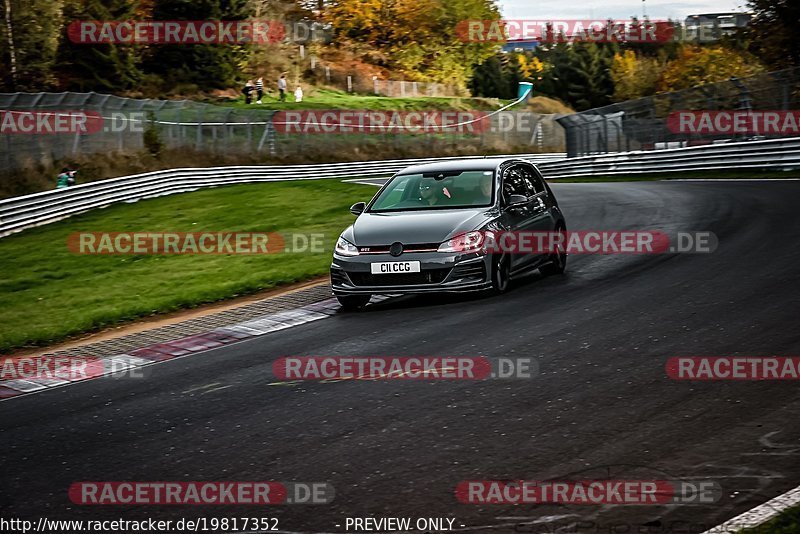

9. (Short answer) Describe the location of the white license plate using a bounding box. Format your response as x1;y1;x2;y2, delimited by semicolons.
370;261;421;274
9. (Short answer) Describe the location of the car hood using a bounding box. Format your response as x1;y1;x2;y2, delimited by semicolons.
349;209;494;246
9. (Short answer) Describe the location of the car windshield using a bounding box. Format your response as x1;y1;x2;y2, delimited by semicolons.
368;170;495;212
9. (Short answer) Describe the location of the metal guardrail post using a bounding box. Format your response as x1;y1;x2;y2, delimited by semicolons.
196;108;205;151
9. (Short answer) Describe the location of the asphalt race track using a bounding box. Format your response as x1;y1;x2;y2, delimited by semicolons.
2;181;800;533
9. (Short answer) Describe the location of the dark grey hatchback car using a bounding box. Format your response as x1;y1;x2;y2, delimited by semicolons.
331;158;567;310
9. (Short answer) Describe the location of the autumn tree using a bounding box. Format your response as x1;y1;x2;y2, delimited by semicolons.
658;45;766;92
610;50;663;102
325;0;500;87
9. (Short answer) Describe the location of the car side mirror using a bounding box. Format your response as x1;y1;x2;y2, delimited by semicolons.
507;194;528;207
350;202;366;215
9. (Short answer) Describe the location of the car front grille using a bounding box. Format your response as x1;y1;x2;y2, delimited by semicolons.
348;268;451;287
357;243;440;254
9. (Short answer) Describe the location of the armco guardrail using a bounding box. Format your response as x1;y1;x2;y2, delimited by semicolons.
539;137;800;178
0;153;564;237
2;137;798;238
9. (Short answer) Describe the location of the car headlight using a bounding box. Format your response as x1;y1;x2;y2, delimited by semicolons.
438;231;486;253
335;236;359;256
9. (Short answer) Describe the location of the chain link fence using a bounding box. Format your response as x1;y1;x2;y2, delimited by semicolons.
301;53;463;97
371;79;464;98
556;67;800;157
0;92;280;169
0;92;564;170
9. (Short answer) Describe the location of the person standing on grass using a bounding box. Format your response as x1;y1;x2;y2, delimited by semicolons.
278;74;287;102
56;167;75;189
243;80;254;104
255;77;264;104
294;85;303;102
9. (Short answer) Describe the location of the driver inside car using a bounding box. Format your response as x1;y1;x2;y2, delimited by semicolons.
419;178;454;206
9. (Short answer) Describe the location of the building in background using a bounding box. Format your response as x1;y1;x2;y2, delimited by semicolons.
502;39;539;53
684;13;752;41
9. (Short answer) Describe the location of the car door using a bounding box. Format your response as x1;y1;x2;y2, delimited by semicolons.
525;164;558;265
499;163;540;271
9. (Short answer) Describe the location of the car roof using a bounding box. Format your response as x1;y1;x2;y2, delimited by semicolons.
396;157;529;175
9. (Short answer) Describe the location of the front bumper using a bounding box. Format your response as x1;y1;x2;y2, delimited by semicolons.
331;251;492;295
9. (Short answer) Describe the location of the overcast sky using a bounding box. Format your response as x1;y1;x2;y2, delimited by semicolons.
496;0;751;21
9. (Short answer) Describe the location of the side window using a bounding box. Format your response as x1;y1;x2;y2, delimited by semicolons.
501;165;532;203
526;164;547;195
518;165;537;196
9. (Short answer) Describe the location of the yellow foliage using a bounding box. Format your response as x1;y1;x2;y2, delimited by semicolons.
517;54;544;78
658;46;766;92
610;50;663;102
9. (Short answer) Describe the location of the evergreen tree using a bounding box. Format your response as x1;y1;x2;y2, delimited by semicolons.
543;42;615;111
141;0;251;91
55;0;142;92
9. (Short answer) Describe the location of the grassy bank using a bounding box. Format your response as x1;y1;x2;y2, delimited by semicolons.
0;179;374;352
222;88;513;111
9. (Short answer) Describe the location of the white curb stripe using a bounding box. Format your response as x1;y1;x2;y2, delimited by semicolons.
0;298;344;399
702;484;800;533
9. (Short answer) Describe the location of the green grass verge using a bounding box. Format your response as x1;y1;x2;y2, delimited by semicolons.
222;88;512;111
741;504;800;533
0;179;375;353
551;169;800;182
